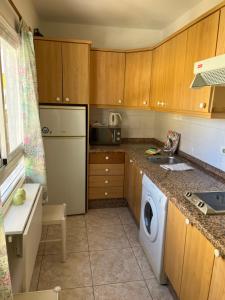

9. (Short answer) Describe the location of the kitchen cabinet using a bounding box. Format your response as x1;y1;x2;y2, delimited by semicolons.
180;223;215;300
34;40;62;103
90;50;125;106
124;154;143;224
124;51;152;107
181;12;219;113
208;256;225;300
34;38;91;104
88;152;125;201
164;201;187;296
216;7;225;55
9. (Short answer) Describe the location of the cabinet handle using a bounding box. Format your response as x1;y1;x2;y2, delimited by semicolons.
130;159;133;163
185;218;190;225
105;156;109;160
104;180;109;184
143;101;147;105
214;249;220;258
199;102;207;109
118;99;122;104
105;168;109;172
56;97;61;102
65;97;70;102
104;192;108;196
157;101;161;106
140;170;143;175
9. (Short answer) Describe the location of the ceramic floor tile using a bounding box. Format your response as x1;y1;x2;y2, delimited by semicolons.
45;225;88;254
61;287;94;300
38;226;48;255
117;207;135;225
87;224;130;251
146;278;174;300
85;208;121;226
38;252;92;290
29;255;43;291
67;215;86;229
123;224;140;247
94;281;152;300
132;247;155;280
90;248;143;285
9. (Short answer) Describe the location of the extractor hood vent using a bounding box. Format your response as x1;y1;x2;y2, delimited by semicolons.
191;54;225;89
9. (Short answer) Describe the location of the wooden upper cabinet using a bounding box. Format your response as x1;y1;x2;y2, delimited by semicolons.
181;12;220;113
180;225;215;300
62;43;90;104
124;51;152;107
216;7;225;55
208;256;225;300
164;201;187;297
34;40;63;103
90;50;125;106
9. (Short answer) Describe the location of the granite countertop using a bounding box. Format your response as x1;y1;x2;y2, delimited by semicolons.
90;143;225;258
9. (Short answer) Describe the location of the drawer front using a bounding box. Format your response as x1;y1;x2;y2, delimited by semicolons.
89;164;124;176
89;187;124;199
89;175;124;187
89;152;125;164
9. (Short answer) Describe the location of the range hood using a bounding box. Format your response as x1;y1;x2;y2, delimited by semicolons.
191;54;225;88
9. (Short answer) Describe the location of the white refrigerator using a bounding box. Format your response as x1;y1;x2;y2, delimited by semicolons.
39;105;87;215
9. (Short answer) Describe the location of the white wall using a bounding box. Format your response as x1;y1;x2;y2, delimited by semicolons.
162;0;223;38
40;21;162;49
90;107;156;138
154;112;225;171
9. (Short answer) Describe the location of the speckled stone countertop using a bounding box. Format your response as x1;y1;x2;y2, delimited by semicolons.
90;143;225;258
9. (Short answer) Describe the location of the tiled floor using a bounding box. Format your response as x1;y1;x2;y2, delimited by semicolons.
31;207;174;300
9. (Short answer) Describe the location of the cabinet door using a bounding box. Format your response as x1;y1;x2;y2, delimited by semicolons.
34;40;62;103
124;51;152;107
124;154;135;211
216;7;225;55
150;44;166;109
90;50;125;106
164;201;187;296
133;165;143;224
181;12;219;113
180;225;215;300
208;256;225;300
62;43;90;104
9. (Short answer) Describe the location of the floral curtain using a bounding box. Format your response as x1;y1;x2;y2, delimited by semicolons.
19;22;47;189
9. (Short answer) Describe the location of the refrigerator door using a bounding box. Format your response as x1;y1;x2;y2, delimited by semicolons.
43;136;86;215
39;106;86;137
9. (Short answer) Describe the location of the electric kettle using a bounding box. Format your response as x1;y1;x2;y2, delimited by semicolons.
108;112;122;127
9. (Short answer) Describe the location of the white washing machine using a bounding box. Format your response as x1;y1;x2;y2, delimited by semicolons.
139;174;168;284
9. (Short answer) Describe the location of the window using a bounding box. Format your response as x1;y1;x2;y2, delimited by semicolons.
0;26;24;206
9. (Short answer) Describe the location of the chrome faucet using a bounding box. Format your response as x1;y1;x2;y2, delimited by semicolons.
163;138;175;158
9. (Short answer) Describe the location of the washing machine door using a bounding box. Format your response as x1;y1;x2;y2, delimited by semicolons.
143;195;159;242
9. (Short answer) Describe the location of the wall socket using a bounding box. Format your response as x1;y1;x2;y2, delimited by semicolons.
221;147;225;155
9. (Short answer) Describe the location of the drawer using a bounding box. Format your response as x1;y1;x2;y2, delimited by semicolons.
89;175;124;187
89;187;124;200
89;164;124;176
89;152;125;164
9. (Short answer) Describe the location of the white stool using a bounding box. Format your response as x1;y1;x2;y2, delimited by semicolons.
41;204;66;262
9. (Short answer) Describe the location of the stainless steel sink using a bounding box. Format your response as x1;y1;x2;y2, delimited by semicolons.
147;156;181;165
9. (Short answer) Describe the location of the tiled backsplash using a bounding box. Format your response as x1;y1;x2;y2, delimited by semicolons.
154;112;225;172
90;108;225;171
90;107;155;138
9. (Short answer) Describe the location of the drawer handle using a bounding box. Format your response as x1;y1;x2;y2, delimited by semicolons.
56;97;61;102
214;249;220;257
140;170;143;175
130;159;133;163
65;97;70;102
105;168;109;172
104;180;109;184
105;156;109;160
185;218;190;225
104;192;108;196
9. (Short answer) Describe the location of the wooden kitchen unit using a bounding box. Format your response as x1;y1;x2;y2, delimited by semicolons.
88;152;125;202
34;37;91;104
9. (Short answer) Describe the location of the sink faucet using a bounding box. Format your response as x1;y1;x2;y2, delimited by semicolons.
163;138;175;158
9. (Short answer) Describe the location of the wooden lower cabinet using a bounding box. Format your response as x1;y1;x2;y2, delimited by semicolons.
124;154;143;224
208;256;225;300
164;201;187;296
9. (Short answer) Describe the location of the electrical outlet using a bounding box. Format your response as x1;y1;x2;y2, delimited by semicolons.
220;147;225;155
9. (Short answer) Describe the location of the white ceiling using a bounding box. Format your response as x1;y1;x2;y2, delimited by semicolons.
32;0;202;29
